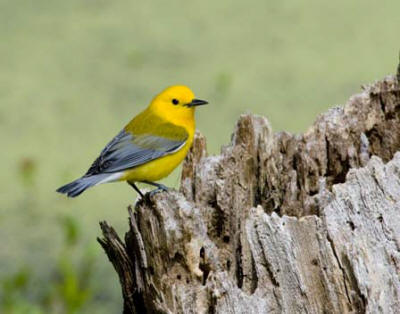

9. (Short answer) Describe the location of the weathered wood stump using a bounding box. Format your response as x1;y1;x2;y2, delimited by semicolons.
99;74;400;313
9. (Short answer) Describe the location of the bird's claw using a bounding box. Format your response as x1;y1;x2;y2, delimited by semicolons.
148;185;169;197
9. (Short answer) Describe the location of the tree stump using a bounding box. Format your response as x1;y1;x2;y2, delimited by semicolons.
98;74;400;313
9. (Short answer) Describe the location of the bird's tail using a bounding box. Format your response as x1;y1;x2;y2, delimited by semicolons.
56;173;116;198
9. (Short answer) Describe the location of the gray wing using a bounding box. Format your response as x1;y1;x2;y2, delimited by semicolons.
85;129;187;176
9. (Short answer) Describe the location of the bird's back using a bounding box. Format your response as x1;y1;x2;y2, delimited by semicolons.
126;106;195;139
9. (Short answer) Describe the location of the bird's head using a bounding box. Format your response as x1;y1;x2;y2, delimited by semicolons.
149;85;208;121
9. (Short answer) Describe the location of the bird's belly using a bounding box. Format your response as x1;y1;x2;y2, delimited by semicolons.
121;143;190;182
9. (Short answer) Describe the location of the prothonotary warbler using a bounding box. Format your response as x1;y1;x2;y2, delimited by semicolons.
57;85;208;198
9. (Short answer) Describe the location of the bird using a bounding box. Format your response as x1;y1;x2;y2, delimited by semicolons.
57;85;208;198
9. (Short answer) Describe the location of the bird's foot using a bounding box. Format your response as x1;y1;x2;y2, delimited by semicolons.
148;184;169;197
142;181;169;197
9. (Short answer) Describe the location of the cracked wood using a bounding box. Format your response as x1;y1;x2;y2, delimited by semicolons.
99;74;400;313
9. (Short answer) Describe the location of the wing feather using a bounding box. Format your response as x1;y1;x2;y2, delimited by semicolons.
85;125;187;176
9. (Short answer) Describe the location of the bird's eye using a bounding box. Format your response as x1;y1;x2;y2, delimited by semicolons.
172;99;179;105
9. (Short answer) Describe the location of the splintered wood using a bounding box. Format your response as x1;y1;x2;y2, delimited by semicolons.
99;76;400;314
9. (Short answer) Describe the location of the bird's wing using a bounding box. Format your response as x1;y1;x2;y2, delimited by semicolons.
85;125;188;175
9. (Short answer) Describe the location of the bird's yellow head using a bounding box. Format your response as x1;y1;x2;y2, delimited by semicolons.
149;85;208;121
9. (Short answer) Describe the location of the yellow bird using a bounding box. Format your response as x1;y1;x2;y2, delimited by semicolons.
57;85;208;198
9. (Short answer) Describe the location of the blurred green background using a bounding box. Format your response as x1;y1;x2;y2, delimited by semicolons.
1;0;398;312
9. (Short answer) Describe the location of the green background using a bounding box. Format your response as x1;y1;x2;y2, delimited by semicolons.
1;0;399;312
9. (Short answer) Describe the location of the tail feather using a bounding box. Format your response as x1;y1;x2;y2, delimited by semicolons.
56;174;112;197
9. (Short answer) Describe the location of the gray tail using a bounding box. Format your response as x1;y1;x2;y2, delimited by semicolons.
56;174;109;198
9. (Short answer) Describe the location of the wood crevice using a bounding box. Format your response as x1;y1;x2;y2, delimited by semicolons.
99;73;400;313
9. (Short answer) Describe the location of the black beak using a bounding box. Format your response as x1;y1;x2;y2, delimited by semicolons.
187;98;208;107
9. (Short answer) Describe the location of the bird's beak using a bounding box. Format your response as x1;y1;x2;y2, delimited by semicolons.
187;98;208;107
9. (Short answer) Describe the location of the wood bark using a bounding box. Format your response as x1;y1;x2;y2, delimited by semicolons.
98;74;400;314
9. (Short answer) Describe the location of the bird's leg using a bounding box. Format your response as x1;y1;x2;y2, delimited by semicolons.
142;181;169;196
127;181;144;198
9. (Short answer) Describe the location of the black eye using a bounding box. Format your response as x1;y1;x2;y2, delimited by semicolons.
172;99;179;105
